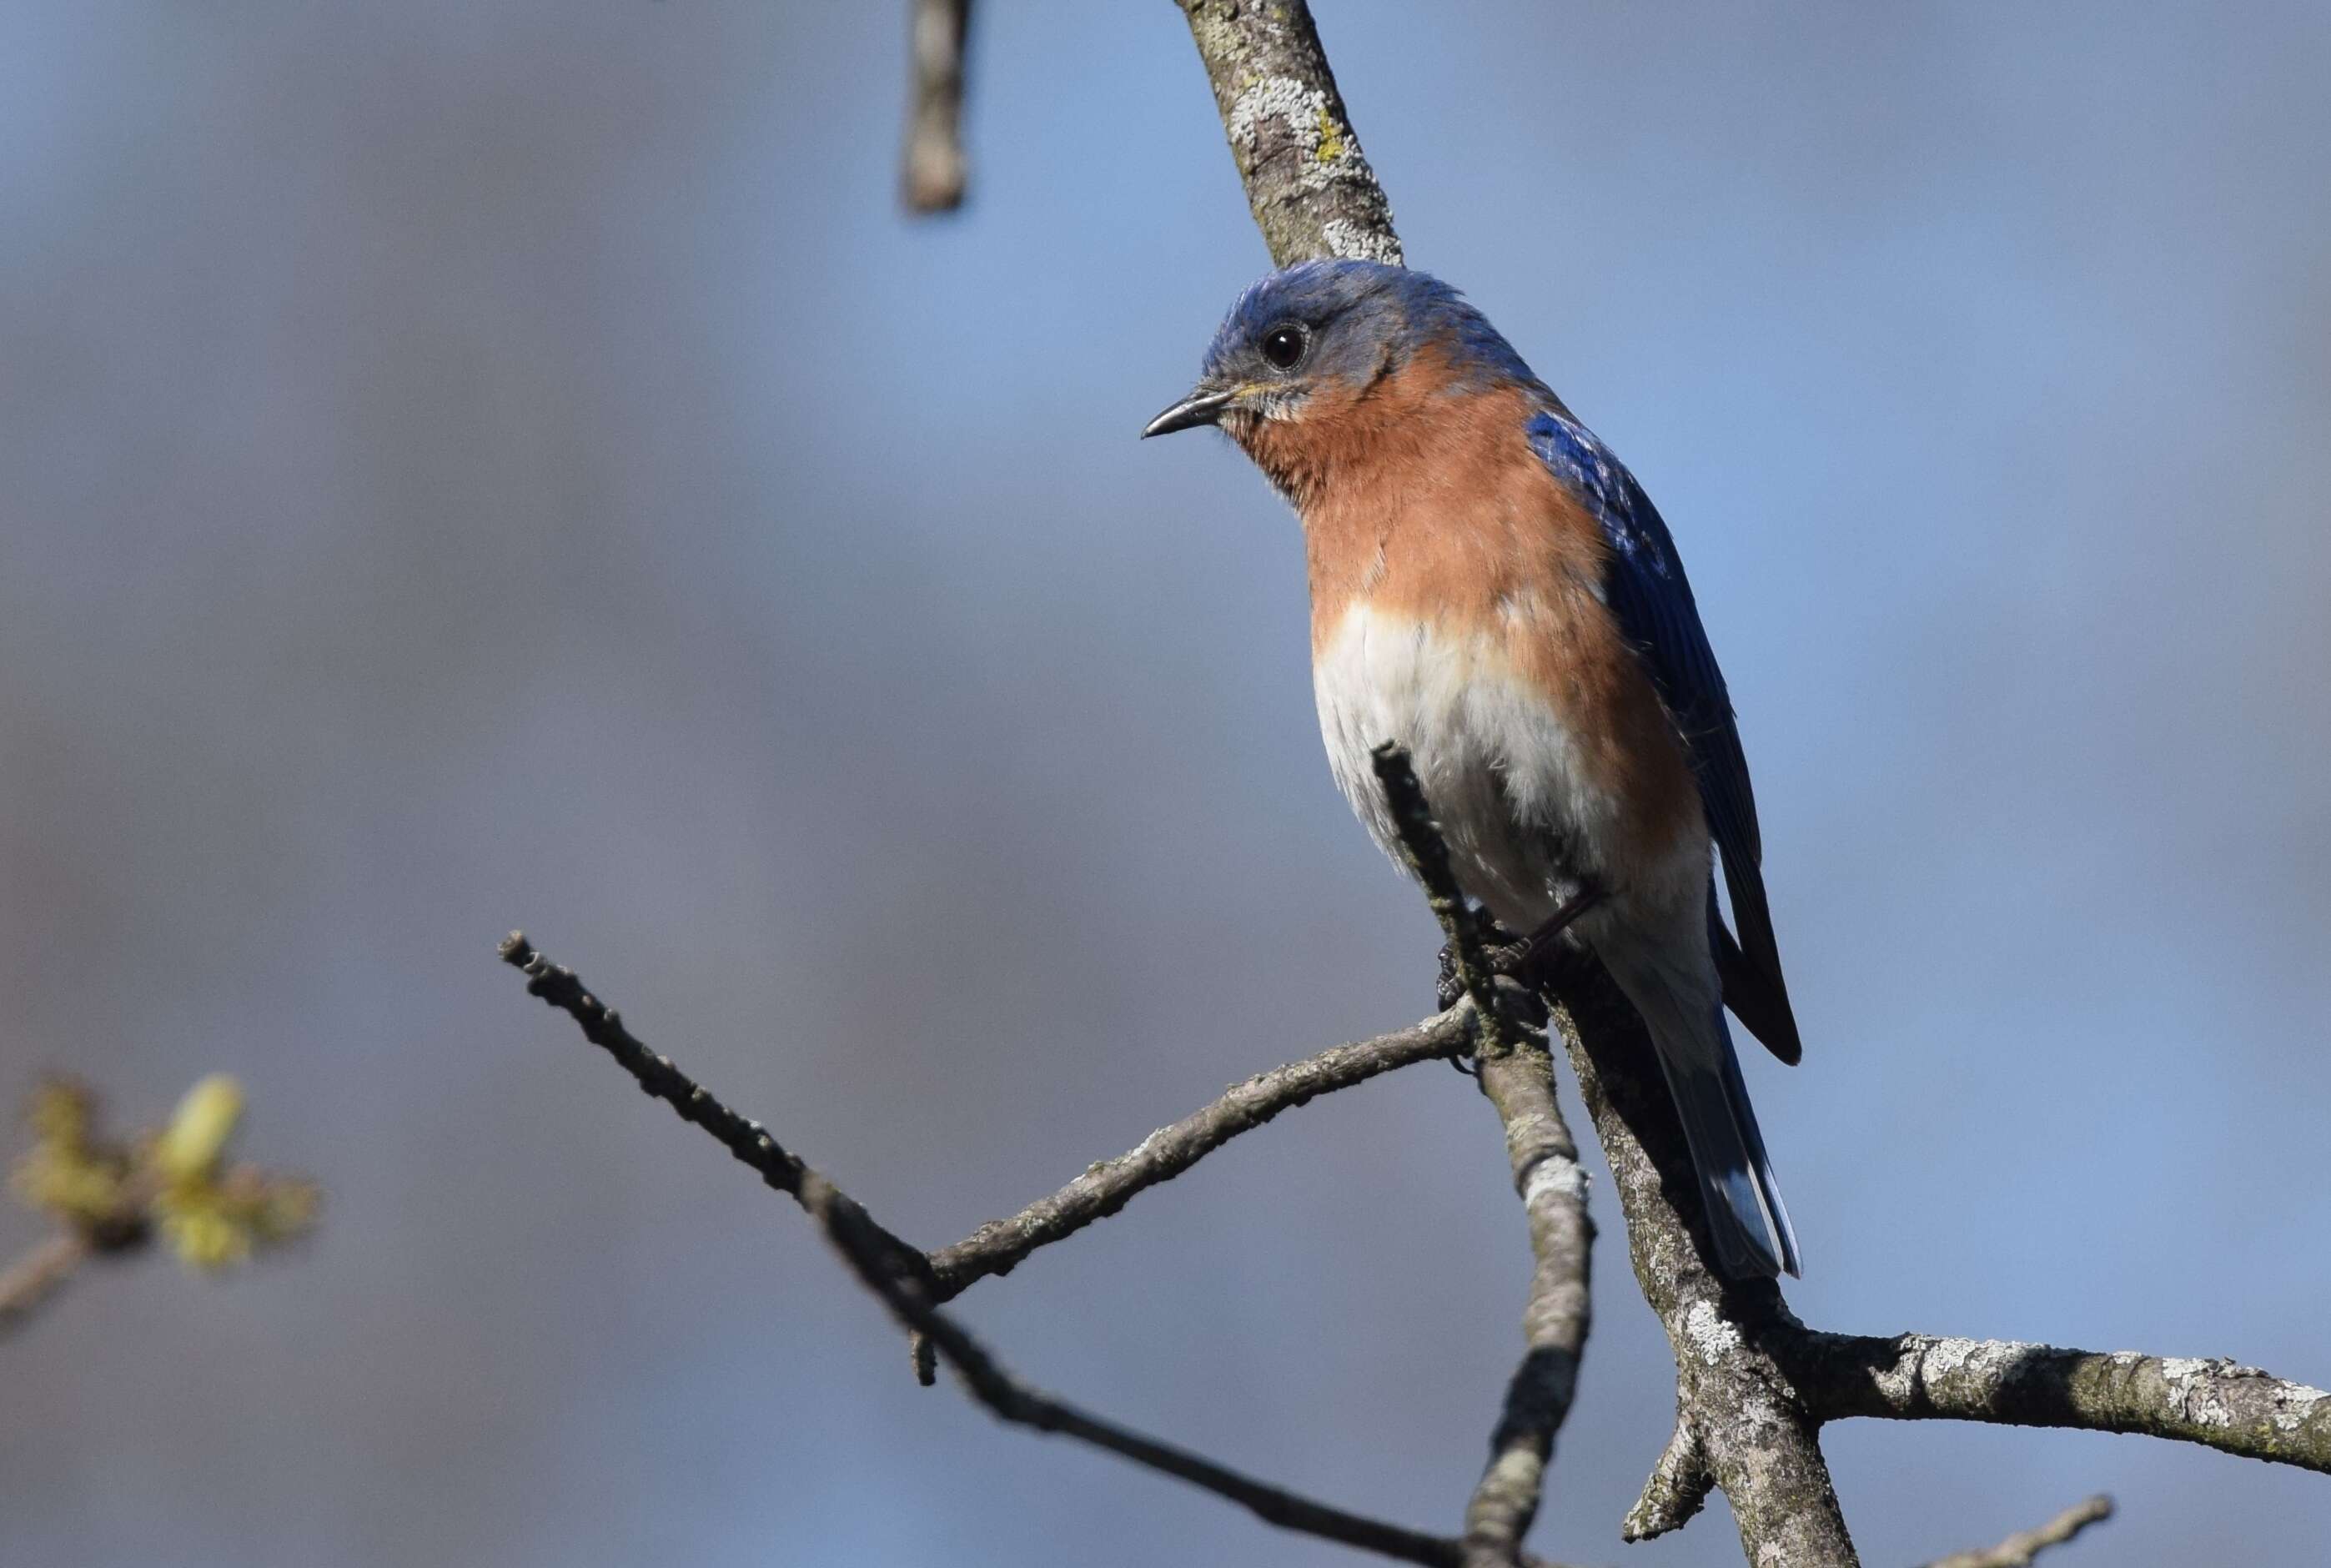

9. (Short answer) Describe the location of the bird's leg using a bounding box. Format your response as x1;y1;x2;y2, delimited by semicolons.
1433;883;1608;1015
1511;882;1606;974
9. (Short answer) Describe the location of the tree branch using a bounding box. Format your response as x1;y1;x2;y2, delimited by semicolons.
1920;1495;2112;1568
500;934;1574;1568
1173;0;1401;268
1370;745;1595;1567
0;1230;88;1338
900;0;972;214
500;932;939;1292
1786;1330;2331;1474
1544;958;1860;1564
1464;1042;1593;1568
927;1003;1473;1296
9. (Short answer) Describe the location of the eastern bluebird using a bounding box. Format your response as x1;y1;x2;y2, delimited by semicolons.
1145;259;1803;1279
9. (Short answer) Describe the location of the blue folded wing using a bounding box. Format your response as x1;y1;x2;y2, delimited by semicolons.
1526;409;1801;1063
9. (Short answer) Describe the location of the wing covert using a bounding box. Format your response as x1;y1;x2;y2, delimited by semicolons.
1526;409;1801;1063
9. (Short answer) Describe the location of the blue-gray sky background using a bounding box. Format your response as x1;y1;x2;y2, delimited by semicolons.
2;3;2326;1563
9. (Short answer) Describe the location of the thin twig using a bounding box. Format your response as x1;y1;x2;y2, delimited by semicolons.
900;0;972;213
503;935;1572;1568
816;1173;1577;1568
1921;1495;2113;1568
1463;1043;1594;1566
1369;743;1508;1057
499;933;937;1295
927;1003;1473;1296
0;1230;88;1338
1373;745;1594;1567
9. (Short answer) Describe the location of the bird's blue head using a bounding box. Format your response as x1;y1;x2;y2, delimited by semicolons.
1143;260;1535;442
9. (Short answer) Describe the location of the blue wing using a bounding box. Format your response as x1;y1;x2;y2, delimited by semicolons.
1526;409;1801;1063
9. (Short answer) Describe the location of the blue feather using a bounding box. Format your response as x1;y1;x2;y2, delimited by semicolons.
1525;409;1802;1063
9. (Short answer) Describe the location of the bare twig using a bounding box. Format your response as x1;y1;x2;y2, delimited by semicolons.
1369;743;1507;1056
928;1004;1474;1296
499;933;937;1296
1464;1043;1593;1567
502;934;1574;1568
1373;744;1594;1567
0;1230;88;1337
1921;1495;2112;1568
900;0;972;213
819;1173;1576;1568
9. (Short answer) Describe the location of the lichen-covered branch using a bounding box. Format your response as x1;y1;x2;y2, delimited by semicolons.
1541;956;1859;1565
1463;1041;1594;1567
1173;0;1401;268
1785;1330;2331;1475
928;1004;1473;1296
1920;1495;2112;1568
900;0;972;213
1620;1418;1711;1540
0;1230;88;1337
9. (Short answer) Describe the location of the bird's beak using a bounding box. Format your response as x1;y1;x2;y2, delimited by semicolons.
1142;383;1239;439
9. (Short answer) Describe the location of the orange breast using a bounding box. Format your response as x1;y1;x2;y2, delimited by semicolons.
1258;370;1703;862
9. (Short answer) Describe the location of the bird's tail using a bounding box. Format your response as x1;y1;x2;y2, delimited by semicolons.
1615;957;1801;1280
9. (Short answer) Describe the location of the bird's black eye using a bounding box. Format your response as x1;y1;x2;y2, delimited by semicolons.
1260;322;1309;369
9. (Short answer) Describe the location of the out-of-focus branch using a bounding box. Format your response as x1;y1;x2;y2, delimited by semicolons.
1373;745;1593;1567
900;0;972;213
503;934;1574;1568
1173;0;1400;268
0;1230;88;1337
1920;1495;2112;1568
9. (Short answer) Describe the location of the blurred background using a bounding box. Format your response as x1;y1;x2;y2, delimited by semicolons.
2;2;2327;1563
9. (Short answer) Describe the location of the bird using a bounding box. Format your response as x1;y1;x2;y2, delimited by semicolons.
1143;259;1803;1279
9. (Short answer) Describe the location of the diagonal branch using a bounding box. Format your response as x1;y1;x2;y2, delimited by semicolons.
1545;955;1860;1564
499;934;938;1294
0;1230;89;1338
817;1170;1577;1568
502;933;1575;1568
928;1004;1473;1296
1173;0;1401;268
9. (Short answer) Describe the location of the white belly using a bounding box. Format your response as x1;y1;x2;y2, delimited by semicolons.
1312;601;1625;932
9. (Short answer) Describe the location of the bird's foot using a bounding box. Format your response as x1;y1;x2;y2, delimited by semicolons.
1434;918;1527;1013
